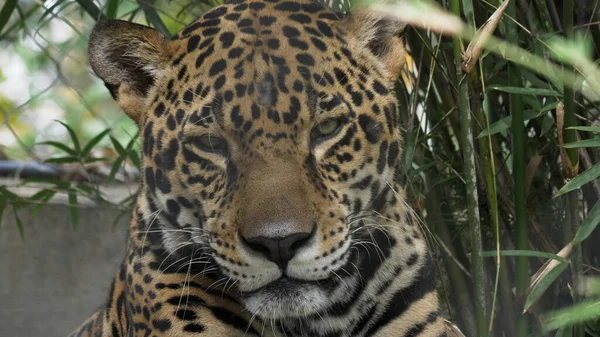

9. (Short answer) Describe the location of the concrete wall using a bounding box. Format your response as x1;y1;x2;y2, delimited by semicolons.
0;203;130;337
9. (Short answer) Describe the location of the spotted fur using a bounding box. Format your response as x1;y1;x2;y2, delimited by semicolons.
71;0;446;336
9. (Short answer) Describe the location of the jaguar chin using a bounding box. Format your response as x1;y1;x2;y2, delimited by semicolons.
241;277;331;320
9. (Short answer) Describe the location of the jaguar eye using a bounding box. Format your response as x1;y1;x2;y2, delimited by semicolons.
311;118;343;142
190;135;229;154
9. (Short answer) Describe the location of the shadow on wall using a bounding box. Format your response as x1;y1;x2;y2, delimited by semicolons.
0;203;129;337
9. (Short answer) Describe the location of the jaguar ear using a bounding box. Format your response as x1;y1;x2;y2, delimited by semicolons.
343;6;407;80
88;20;173;124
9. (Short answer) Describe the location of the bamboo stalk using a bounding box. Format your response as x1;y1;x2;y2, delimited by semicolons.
562;1;584;336
449;0;486;335
426;182;477;337
504;0;529;336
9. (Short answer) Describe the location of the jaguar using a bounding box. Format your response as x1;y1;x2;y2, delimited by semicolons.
70;0;446;336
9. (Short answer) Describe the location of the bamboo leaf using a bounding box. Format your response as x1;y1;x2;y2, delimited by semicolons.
68;189;79;230
555;325;573;337
106;157;124;183
482;250;569;263
460;0;509;73
540;101;560;113
476;110;538;138
524;261;569;313
562;139;600;148
23;178;69;190
74;0;106;20
0;198;6;224
105;0;120;18
0;0;17;35
37;141;78;156
543;301;600;333
56;120;81;154
12;205;24;240
541;115;555;137
81;129;111;159
556;163;600;196
489;85;561;96
44;156;80;164
110;136;126;156
567;126;600;133
571;201;600;245
29;189;57;216
138;2;170;36
128;151;141;170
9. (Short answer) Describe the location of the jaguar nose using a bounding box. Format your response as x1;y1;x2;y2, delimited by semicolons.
243;231;312;270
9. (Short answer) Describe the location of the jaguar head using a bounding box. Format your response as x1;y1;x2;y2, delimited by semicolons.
88;0;407;320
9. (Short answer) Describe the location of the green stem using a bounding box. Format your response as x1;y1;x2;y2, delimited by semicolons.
450;0;486;335
74;0;106;21
426;182;477;337
505;0;529;336
562;2;584;337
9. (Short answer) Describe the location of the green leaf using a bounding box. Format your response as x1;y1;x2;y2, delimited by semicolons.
555;325;573;337
524;261;569;313
540;101;559;113
105;0;120;18
22;178;69;190
129;151;141;170
476;110;538;138
28;189;56;217
0;186;20;200
556;163;600;196
0;0;18;36
81;129;111;159
541;115;555;137
567;126;600;133
110;136;126;156
83;157;109;164
572;201;600;245
12;205;24;240
0;198;6;225
543;300;600;333
37;141;78;156
74;0;106;20
56;120;81;154
68;190;79;230
44;156;80;164
125;134;141;169
562;139;600;148
106;157;124;183
139;3;170;36
482;250;569;263
489;85;562;96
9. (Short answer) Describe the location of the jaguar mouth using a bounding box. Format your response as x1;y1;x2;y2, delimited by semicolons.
242;275;337;296
240;276;334;319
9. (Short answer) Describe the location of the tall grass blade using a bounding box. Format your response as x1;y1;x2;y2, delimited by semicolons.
0;0;17;35
555;163;600;196
571;201;600;245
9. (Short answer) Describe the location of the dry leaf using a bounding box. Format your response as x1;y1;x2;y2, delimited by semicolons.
461;0;510;73
444;319;466;337
556;102;579;179
524;243;572;313
374;1;465;36
525;155;543;197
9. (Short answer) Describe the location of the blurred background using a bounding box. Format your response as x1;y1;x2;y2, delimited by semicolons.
0;0;598;336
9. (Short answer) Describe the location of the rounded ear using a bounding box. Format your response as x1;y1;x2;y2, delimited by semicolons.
342;7;407;80
88;20;172;123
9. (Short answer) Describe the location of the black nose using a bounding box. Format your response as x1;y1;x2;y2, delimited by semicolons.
243;232;312;270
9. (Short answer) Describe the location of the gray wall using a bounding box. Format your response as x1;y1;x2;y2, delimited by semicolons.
0;204;129;337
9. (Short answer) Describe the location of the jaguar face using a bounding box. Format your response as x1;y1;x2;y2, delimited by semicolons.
89;0;407;320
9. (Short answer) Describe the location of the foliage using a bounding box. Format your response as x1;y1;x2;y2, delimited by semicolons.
0;0;599;336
